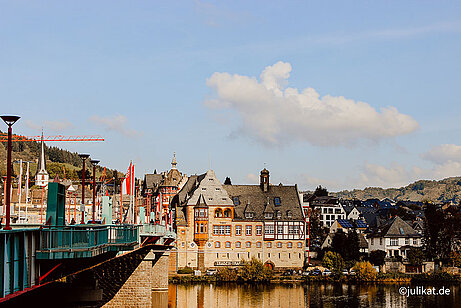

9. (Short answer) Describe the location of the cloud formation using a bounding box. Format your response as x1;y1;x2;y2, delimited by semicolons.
421;144;461;164
205;61;419;146
356;144;461;188
25;120;73;132
89;114;141;137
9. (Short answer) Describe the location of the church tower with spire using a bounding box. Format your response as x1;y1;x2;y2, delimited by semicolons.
35;131;49;187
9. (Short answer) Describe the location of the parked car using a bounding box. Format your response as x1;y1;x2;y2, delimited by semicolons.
206;269;217;276
302;271;310;276
282;270;293;276
310;269;322;276
322;269;332;276
341;269;349;276
349;269;356;276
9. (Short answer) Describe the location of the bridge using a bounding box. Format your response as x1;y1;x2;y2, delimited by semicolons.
0;183;176;307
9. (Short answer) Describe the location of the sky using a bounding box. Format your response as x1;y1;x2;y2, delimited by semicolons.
1;1;461;192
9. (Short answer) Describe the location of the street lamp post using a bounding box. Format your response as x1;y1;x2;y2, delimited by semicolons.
1;115;20;230
90;159;99;223
78;153;90;224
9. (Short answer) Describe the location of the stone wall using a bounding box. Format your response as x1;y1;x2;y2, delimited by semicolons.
103;251;170;308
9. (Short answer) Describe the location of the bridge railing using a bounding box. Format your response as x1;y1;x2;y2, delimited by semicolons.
40;225;139;251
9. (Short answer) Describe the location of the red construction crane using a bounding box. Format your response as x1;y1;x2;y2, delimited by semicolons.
0;134;104;142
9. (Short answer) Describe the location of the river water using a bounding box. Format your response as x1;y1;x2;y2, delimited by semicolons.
165;283;460;308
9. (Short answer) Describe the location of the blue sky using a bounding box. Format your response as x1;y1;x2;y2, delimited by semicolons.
1;1;461;191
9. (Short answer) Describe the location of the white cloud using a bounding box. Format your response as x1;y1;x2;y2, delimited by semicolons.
89;115;141;138
205;61;419;146
25;119;73;132
245;173;258;184
421;144;461;164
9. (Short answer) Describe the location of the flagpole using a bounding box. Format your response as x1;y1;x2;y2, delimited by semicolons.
18;159;23;222
25;162;29;222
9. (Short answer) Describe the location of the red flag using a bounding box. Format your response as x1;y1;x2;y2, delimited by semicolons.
123;162;132;195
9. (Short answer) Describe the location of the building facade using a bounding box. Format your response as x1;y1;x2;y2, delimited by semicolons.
174;169;305;271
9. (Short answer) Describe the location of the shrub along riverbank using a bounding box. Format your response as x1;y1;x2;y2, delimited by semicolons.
170;258;460;284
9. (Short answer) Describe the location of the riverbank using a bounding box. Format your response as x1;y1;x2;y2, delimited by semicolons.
169;272;461;284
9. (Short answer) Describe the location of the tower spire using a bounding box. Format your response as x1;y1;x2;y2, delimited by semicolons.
171;152;177;170
35;130;49;187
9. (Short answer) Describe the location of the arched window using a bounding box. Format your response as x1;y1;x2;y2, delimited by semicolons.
225;241;231;248
215;241;221;248
246;241;252;248
235;241;241;248
215;208;223;218
287;242;293;248
256;241;262;248
224;208;232;218
286;210;292;219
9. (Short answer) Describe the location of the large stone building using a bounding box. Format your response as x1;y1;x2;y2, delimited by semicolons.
173;168;305;271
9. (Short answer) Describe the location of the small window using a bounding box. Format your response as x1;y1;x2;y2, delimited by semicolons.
256;242;262;248
276;242;282;248
264;212;274;219
208;198;213;201
274;197;281;206
399;228;405;235
215;209;223;218
216;188;220;191
246;242;251;248
246;225;252;236
233;197;240;205
286;210;292;219
287;242;293;248
215;242;220;248
256;225;262;236
202;187;206;190
235;225;242;235
267;242;272;248
224;209;232;218
225;241;231;248
236;241;241;248
297;242;302;248
245;212;254;219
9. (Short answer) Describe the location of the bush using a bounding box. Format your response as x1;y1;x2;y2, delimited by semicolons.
353;261;377;281
216;267;238;282
322;251;344;274
177;266;194;274
239;257;273;282
369;250;386;266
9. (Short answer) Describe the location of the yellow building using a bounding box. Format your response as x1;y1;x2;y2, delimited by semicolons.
173;168;305;271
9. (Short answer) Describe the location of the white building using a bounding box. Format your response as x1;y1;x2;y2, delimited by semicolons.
368;216;422;259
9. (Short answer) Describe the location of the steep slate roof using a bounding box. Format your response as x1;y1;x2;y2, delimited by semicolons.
369;216;422;238
144;174;164;190
358;233;368;249
224;184;303;221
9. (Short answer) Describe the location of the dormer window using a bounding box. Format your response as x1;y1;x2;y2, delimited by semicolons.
264;212;274;219
286;210;292;219
245;212;254;219
202;187;206;190
275;211;282;219
274;197;281;206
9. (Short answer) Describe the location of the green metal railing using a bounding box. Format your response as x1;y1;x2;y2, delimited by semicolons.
40;225;139;252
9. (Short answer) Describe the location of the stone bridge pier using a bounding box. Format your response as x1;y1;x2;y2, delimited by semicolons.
104;250;170;308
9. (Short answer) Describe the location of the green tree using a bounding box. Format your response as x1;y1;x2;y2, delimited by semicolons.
314;185;328;197
322;251;344;273
353;261;377;281
216;267;238;282
331;230;348;258
449;251;461;267
369;250;386;266
346;230;360;261
239;257;273;282
407;247;425;266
